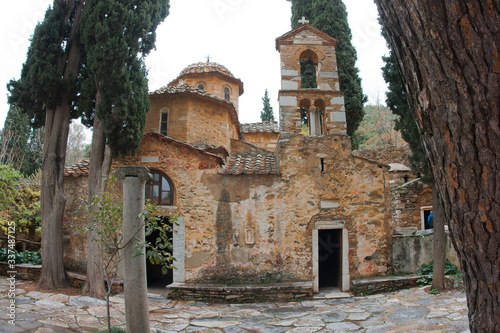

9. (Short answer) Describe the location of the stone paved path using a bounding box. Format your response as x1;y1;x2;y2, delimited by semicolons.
0;278;469;332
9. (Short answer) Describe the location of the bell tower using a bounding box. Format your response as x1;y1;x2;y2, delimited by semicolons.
275;21;347;138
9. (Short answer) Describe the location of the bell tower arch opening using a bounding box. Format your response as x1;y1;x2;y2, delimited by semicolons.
300;50;319;89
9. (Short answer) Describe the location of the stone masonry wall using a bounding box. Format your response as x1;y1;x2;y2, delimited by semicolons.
146;94;189;142
63;176;89;273
241;132;279;152
391;180;432;230
186;97;231;150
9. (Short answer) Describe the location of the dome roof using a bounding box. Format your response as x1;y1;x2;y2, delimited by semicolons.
179;61;235;78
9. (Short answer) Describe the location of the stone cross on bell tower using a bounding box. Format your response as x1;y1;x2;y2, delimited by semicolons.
298;16;309;25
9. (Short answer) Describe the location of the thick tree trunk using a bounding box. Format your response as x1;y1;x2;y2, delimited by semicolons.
374;1;500;331
38;104;70;290
83;106;107;298
432;181;446;291
38;0;90;290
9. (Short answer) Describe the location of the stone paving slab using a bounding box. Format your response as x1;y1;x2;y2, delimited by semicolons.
0;277;470;333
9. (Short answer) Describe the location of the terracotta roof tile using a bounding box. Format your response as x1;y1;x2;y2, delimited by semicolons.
64;159;90;177
151;84;231;105
241;121;279;134
179;62;235;78
219;153;280;175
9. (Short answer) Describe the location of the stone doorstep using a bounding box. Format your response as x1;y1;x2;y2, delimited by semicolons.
166;282;314;302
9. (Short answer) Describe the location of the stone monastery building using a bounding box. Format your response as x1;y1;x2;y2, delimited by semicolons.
64;23;435;295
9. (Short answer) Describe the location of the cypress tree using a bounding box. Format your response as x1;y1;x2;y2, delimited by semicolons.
7;0;169;291
290;0;367;148
260;89;275;122
381;27;445;291
1;106;43;176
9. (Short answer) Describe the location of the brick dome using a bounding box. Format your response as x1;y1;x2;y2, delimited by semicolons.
179;61;235;78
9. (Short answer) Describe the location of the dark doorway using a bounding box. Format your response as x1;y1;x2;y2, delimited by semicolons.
318;229;342;288
146;216;173;288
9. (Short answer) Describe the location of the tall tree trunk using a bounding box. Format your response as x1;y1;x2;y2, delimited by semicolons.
374;1;500;331
432;181;445;291
38;104;70;289
38;0;89;289
83;90;112;298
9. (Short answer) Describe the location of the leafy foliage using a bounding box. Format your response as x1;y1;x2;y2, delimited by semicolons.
291;0;367;147
78;0;170;157
260;89;275;122
7;3;81;128
73;177;174;278
0;107;43;177
416;259;462;286
0;165;41;235
0;249;41;265
74;176;174;331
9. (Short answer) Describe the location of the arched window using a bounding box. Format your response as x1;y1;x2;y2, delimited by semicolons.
224;87;230;101
197;84;205;90
146;171;174;206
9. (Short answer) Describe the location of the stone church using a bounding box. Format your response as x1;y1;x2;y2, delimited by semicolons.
63;23;437;296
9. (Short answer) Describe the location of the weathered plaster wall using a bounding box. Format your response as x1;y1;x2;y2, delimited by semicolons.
393;231;460;274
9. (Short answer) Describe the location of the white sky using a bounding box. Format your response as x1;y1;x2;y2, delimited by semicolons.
0;0;388;128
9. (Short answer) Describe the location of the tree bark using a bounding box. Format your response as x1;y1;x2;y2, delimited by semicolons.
38;104;70;290
374;1;500;331
38;0;90;290
83;107;107;298
432;181;446;291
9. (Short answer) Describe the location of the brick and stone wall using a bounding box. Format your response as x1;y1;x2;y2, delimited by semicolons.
63;176;89;273
391;180;432;230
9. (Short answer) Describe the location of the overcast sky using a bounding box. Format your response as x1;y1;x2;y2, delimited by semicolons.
0;0;388;128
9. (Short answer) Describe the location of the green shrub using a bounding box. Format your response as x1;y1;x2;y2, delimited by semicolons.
0;248;41;265
416;259;462;286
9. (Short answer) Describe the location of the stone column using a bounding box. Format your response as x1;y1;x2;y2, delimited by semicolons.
309;107;318;136
115;166;152;333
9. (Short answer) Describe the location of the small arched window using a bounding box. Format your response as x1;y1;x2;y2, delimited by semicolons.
197;84;205;90
146;171;174;206
224;87;230;101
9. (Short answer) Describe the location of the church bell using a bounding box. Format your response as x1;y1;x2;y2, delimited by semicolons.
304;63;315;76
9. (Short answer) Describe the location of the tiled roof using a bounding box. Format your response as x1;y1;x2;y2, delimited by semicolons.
64;159;90;177
151;84;231;105
219;153;280;175
179;61;235;78
241;121;279;134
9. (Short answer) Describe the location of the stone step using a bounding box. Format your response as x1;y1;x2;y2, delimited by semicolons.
165;281;314;303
